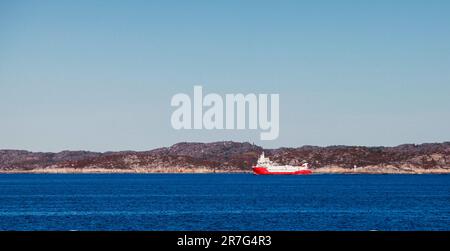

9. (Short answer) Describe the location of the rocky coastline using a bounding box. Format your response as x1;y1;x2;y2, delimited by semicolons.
1;141;449;174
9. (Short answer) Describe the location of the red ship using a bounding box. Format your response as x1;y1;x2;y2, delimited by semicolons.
252;152;312;175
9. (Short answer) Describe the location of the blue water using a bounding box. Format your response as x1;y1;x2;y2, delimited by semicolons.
0;174;449;230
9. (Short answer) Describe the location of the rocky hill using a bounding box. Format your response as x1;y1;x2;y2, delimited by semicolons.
1;141;449;173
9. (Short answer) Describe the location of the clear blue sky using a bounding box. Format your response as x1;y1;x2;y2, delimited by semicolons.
1;0;449;152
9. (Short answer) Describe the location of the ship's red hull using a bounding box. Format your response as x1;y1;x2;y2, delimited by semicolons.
252;166;312;175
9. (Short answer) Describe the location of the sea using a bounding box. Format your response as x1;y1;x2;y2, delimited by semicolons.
0;174;448;230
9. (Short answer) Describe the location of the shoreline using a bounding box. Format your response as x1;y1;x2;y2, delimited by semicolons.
1;167;449;174
2;141;450;175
